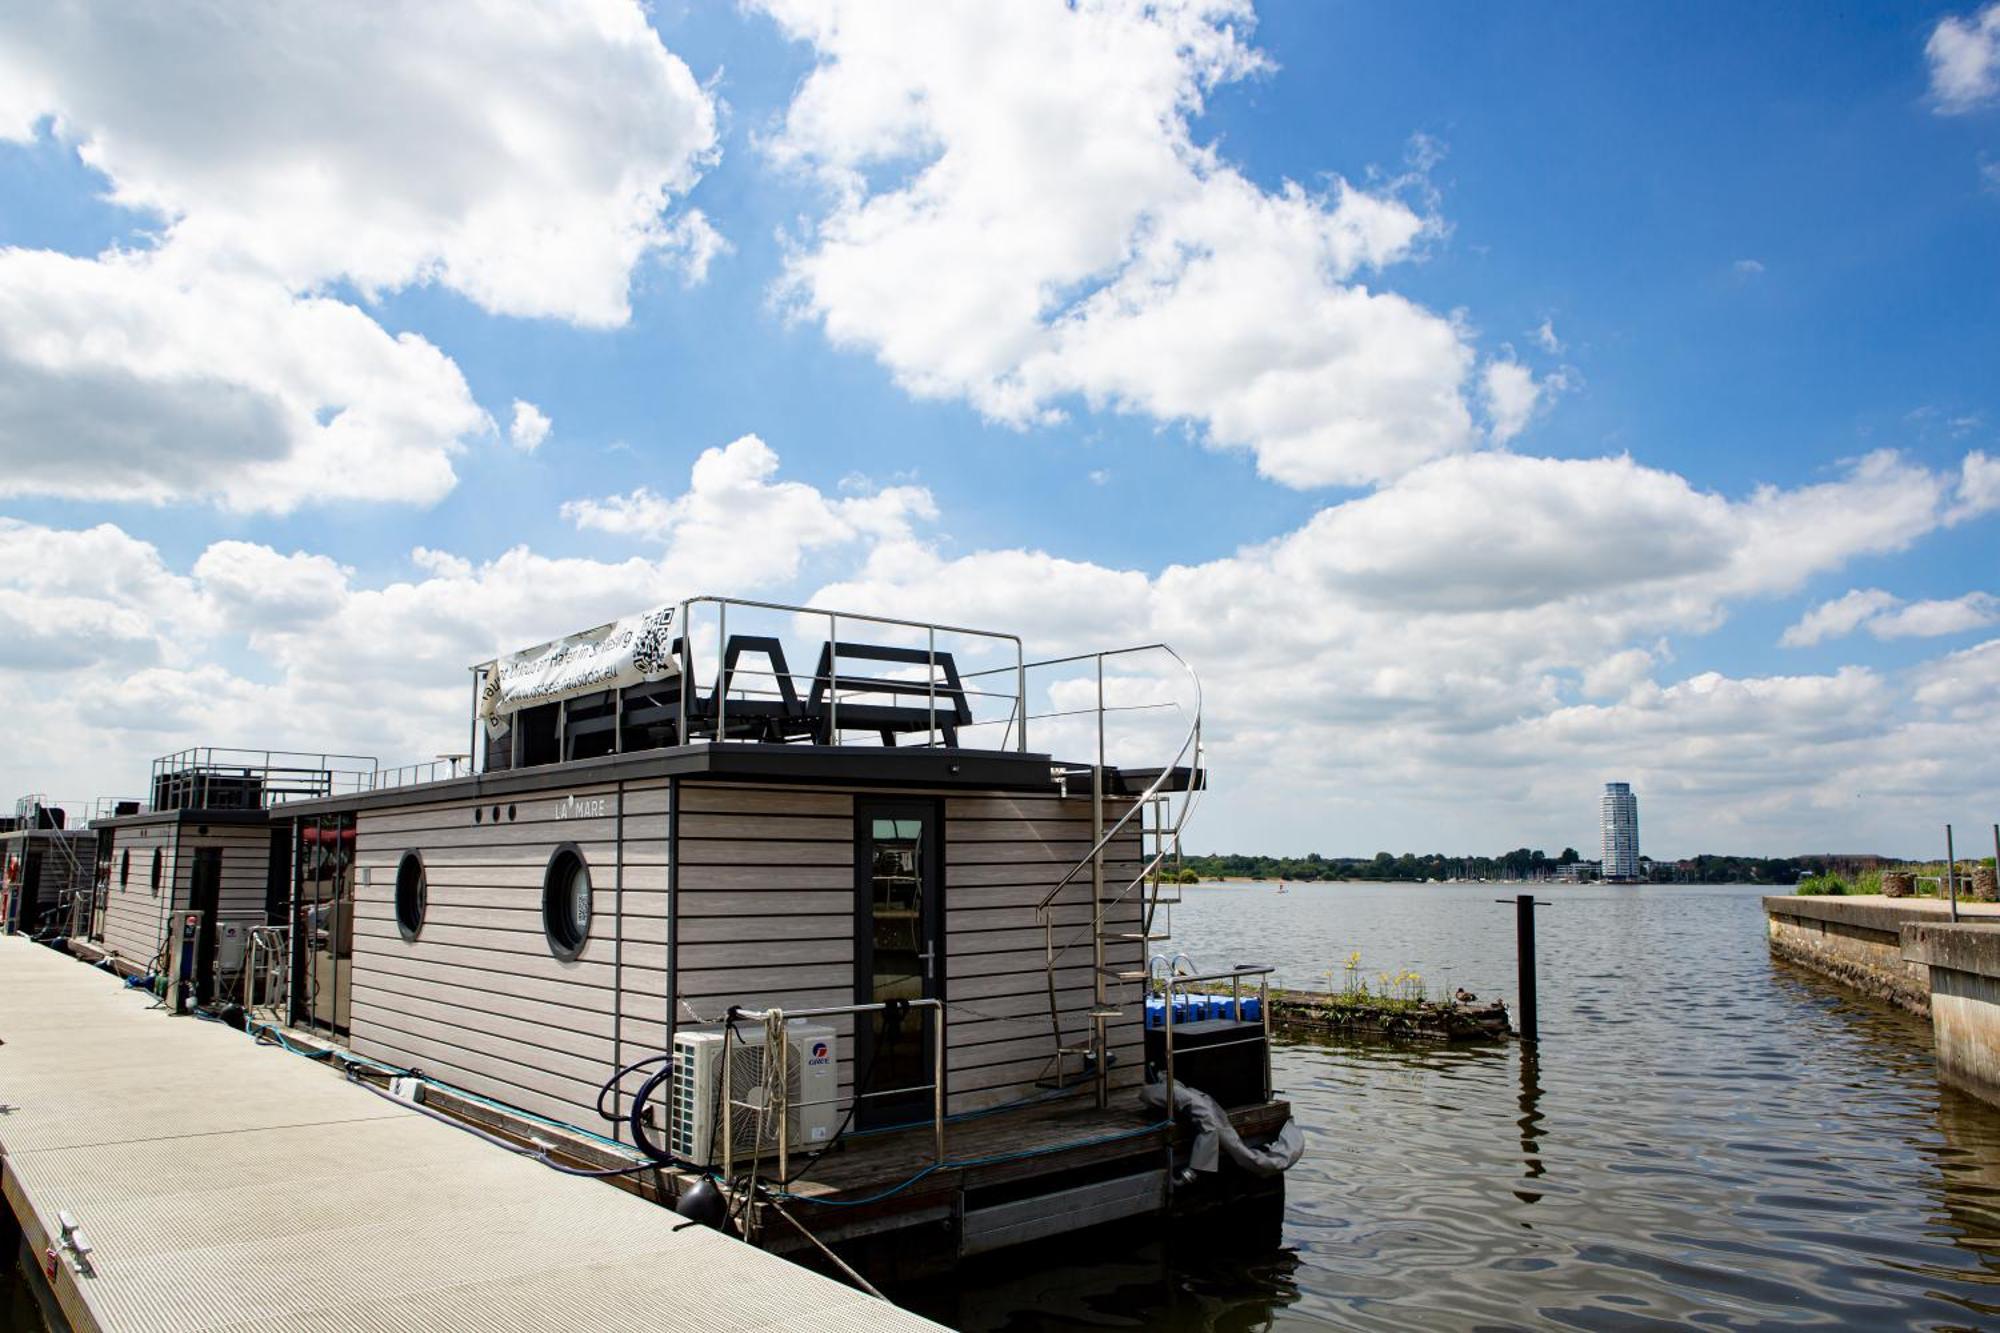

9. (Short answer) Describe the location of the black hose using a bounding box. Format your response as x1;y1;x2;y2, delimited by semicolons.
596;1053;673;1127
629;1060;678;1162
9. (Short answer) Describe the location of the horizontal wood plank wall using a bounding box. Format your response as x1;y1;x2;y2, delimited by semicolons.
674;783;859;1100
174;822;272;924
346;780;670;1140
945;793;1144;1114
98;822;177;968
677;781;1145;1117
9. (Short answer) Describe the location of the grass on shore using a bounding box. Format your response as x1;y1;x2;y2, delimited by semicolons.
1794;860;1996;897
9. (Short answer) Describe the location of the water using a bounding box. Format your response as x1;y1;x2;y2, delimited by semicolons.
899;881;2000;1330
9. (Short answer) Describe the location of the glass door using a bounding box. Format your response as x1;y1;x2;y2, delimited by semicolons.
855;801;943;1129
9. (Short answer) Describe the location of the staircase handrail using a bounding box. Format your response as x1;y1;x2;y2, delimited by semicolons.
1032;643;1203;914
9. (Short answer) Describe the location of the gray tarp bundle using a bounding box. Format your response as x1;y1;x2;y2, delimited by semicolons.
1141;1081;1305;1176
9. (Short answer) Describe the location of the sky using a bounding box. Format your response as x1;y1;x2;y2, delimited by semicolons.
0;0;1996;860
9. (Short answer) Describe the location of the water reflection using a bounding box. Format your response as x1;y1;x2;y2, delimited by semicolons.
1516;1047;1545;1205
896;1192;1303;1331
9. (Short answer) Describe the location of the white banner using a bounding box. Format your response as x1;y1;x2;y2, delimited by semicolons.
477;604;678;737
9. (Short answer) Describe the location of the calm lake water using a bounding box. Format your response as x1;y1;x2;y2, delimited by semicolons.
12;882;2000;1331
899;880;2000;1331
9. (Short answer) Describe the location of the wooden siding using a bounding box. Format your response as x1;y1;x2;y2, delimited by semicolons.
338;774;1161;1141
673;783;859;1097
345;780;670;1141
944;792;1145;1113
678;782;1147;1117
97;822;177;968
175;822;272;924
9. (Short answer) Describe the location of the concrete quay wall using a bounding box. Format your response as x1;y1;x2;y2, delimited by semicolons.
1763;895;2000;1111
1903;922;2000;1107
1762;895;1939;1014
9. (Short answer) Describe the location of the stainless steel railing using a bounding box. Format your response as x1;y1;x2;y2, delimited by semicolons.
1157;966;1275;1114
244;924;291;1022
678;594;1026;753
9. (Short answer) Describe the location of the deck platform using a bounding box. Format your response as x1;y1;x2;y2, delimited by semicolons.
0;935;939;1332
715;1084;1292;1263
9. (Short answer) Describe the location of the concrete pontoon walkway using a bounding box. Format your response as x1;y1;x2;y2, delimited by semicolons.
0;936;939;1332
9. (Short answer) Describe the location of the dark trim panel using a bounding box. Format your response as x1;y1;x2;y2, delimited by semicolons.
279;742;1061;819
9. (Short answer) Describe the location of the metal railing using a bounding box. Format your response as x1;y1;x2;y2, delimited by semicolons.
244;925;291;1021
678;595;1026;753
976;643;1205;1106
719;999;947;1191
367;755;473;792
149;748;380;810
87;796;146;821
1157;966;1275;1115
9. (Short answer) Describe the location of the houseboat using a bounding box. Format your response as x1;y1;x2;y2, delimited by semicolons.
69;595;1297;1269
1;798;104;940
89;750;375;1009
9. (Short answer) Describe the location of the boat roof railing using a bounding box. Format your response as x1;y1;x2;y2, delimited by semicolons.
352;596;1204;791
148;747;381;812
4;795;149;832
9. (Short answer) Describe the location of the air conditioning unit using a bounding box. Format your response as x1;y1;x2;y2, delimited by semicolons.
670;1021;839;1169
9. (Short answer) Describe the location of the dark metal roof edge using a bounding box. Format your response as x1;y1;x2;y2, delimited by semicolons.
276;743;1070;817
88;808;273;831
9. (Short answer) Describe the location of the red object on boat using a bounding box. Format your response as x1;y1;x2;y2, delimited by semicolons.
299;825;356;846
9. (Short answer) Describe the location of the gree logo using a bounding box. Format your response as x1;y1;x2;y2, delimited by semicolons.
556;795;607;819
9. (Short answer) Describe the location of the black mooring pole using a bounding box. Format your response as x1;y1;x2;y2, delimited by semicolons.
1516;893;1538;1045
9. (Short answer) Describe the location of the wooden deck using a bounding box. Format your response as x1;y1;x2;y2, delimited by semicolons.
724;1084;1293;1256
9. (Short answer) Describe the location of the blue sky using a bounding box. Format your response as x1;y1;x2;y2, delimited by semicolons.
0;1;1995;857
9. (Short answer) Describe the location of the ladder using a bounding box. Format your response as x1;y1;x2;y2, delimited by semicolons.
11;796;90;938
1032;647;1204;1108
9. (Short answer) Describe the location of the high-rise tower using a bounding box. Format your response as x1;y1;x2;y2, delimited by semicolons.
1601;782;1640;882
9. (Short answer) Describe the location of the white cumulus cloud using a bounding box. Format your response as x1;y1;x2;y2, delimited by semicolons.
1928;2;2000;114
758;0;1480;488
0;252;483;511
0;0;721;324
1869;592;2000;639
562;434;938;589
1785;586;2000;645
5;441;1996;856
0;0;720;511
1782;589;1901;647
509;401;553;454
1480;361;1540;443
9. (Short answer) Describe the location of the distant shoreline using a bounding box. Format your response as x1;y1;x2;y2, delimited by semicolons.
1191;876;1593;886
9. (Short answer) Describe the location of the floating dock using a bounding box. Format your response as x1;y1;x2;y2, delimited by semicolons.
0;934;939;1332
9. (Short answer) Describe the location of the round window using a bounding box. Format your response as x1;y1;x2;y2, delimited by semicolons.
149;847;162;896
395;850;427;942
120;849;130;890
542;845;592;961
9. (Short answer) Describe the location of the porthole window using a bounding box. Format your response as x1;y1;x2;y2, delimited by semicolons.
395;850;427;942
149;847;162;897
120;849;130;890
542;844;592;961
